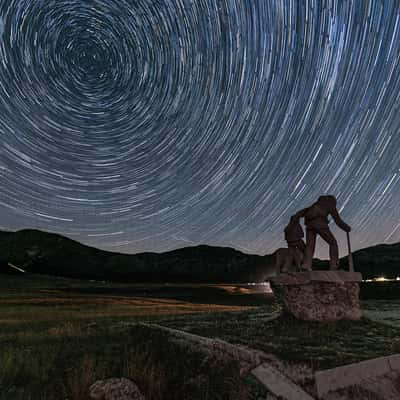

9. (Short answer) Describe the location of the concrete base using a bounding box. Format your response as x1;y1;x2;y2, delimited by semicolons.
315;354;400;399
252;363;315;400
270;271;362;321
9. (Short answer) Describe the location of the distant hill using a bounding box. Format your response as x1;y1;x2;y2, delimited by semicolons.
0;229;276;282
0;229;397;281
347;242;400;279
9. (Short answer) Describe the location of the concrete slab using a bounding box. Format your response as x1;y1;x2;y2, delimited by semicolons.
315;354;400;398
252;363;315;400
334;271;362;282
271;271;362;286
388;354;400;371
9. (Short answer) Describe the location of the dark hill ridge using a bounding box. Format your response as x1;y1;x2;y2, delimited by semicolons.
0;229;397;281
347;242;400;278
0;229;276;282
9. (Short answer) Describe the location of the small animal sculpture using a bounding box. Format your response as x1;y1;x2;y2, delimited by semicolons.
274;247;301;275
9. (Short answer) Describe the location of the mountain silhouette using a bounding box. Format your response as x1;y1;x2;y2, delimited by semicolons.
0;229;275;282
0;229;397;282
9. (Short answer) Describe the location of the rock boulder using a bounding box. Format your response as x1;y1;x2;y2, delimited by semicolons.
89;378;145;400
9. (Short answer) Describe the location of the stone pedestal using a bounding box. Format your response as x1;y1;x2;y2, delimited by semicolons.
270;271;362;321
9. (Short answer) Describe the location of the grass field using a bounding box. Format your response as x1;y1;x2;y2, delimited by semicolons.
1;273;400;399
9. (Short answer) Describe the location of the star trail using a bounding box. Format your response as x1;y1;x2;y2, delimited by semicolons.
0;0;400;257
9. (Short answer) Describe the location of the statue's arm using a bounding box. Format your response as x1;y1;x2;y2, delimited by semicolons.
293;208;308;220
331;209;351;232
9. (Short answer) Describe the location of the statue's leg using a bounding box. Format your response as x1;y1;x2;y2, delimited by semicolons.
293;248;302;271
284;247;295;272
294;240;306;271
318;228;339;270
298;240;306;262
275;250;283;275
303;229;316;270
298;239;306;253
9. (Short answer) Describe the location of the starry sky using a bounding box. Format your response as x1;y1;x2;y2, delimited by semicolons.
0;0;399;258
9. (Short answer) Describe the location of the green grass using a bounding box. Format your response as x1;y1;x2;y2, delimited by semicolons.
162;310;400;370
362;299;400;328
0;274;268;399
0;321;262;400
1;274;400;399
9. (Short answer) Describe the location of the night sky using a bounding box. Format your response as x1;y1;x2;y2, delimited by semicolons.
0;0;399;257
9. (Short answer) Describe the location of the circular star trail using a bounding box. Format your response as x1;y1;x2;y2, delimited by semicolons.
0;0;400;257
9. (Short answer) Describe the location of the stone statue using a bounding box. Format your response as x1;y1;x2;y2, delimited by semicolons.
271;196;360;323
294;195;351;271
275;214;306;274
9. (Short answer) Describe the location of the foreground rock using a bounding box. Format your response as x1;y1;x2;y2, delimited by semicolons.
270;271;362;321
89;378;145;400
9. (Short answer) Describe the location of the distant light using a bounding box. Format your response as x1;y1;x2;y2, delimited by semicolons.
364;277;399;282
247;282;269;286
244;282;272;293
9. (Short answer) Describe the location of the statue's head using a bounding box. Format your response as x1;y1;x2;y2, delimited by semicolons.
317;195;337;208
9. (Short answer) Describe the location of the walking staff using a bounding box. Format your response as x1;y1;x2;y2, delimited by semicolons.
347;232;354;272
